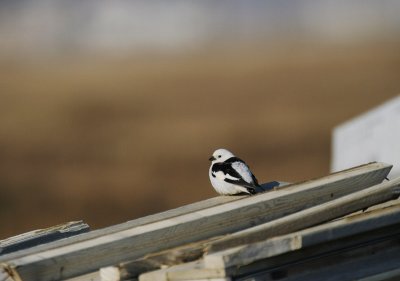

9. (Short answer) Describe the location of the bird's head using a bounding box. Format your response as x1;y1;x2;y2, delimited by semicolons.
209;148;234;163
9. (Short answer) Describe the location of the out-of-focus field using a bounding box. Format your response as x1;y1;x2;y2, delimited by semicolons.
0;44;399;238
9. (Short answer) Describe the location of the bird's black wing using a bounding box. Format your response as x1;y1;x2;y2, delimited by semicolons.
211;161;242;181
226;157;260;187
212;157;259;192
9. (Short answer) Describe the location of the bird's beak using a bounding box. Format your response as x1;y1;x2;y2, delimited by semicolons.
209;156;216;161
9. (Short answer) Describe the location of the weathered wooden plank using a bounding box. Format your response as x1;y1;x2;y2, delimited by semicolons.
0;181;285;264
1;163;391;281
237;223;400;280
178;279;230;281
0;221;90;256
358;268;400;281
147;238;400;281
141;199;400;280
65;271;101;281
139;260;226;281
84;240;223;281
115;236;223;281
208;176;400;252
242;237;400;281
140;236;400;281
139;261;231;281
83;205;400;281
205;196;400;269
0;196;246;263
343;197;400;218
56;267;123;281
138;259;226;281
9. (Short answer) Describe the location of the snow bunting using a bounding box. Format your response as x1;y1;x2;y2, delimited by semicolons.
209;148;260;195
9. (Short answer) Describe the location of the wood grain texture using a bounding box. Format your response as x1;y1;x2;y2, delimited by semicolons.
1;163;391;281
0;182;287;262
143;237;400;281
115;237;222;281
140;199;400;280
0;221;89;256
205;197;400;269
358;268;400;281
65;271;101;281
208;175;400;253
139;260;226;281
139;235;400;281
0;195;244;263
236;239;400;281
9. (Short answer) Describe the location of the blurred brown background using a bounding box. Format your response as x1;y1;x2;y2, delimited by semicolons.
1;1;400;239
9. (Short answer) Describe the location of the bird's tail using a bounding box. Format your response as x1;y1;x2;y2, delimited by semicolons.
245;186;257;195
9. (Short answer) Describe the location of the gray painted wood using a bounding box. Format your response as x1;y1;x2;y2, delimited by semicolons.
65;271;101;281
139;260;227;281
0;221;89;256
115;236;222;281
0;163;391;281
358;268;400;281
241;237;400;281
141;237;400;281
0;196;243;263
140;199;400;280
0;181;286;263
205;198;400;269
208;176;400;252
139;260;223;281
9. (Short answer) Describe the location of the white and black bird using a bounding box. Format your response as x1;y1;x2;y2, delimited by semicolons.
209;148;260;195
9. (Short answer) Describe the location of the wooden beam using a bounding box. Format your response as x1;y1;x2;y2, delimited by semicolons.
0;195;246;263
0;221;89;256
1;163;391;281
140;238;400;281
1;181;285;264
0;182;284;263
208;176;400;252
65;271;101;281
139;260;225;281
139;200;400;280
205;197;400;269
358;268;400;281
243;239;400;281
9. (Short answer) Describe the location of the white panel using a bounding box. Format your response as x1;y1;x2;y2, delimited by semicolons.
332;95;400;178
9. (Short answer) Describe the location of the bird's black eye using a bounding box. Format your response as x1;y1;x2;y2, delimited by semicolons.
218;155;221;158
